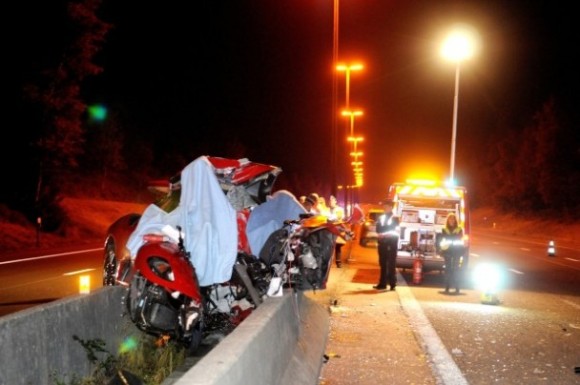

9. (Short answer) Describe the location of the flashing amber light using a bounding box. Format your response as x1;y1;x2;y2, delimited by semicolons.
406;179;436;186
397;185;464;199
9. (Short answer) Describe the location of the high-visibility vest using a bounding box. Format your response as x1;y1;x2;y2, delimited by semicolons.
378;214;399;238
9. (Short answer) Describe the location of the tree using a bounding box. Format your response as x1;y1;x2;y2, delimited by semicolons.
486;97;580;217
29;0;111;172
23;0;112;226
83;110;127;194
533;97;580;216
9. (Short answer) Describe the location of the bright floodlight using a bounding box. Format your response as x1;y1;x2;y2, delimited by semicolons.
472;263;502;293
441;25;478;62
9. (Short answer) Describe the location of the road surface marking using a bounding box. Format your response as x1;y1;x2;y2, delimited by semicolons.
396;272;469;385
0;248;103;265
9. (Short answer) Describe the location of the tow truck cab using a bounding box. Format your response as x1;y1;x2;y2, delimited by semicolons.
386;181;470;272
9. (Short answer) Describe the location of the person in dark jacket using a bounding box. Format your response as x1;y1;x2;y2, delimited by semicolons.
374;200;400;291
440;213;465;294
303;193;320;214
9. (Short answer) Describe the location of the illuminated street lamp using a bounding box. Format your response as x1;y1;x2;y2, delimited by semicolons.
441;24;478;184
333;63;363;212
354;175;363;187
353;161;363;186
341;110;363;213
341;109;363;136
336;63;363;108
347;135;364;146
350;150;363;160
350;160;363;172
348;136;364;169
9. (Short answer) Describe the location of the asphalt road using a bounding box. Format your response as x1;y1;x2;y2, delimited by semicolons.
322;231;580;385
0;244;104;317
425;230;580;384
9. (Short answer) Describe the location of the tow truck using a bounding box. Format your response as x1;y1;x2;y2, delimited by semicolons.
386;180;470;273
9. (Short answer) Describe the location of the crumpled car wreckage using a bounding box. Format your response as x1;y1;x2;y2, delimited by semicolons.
103;155;348;344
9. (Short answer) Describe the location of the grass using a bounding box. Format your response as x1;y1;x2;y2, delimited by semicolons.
50;334;187;385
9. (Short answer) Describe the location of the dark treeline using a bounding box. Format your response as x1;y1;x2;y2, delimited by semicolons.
5;89;578;232
471;96;580;220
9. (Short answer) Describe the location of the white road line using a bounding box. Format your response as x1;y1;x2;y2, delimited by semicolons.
520;247;530;251
562;299;580;310
0;248;103;265
396;272;469;385
63;269;95;276
565;257;579;262
508;269;524;275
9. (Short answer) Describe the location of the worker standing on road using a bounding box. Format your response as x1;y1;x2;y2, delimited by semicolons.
328;195;346;268
440;213;465;294
374;200;400;291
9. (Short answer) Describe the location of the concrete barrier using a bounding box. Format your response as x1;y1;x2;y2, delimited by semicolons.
0;287;329;385
0;286;139;385
164;291;329;385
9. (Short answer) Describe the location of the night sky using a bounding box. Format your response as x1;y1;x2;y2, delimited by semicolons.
9;0;578;203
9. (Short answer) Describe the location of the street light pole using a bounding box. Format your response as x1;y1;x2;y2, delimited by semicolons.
331;0;340;198
342;109;363;136
450;62;460;182
337;64;363;109
347;135;364;215
337;64;363;207
342;110;363;215
336;63;363;214
441;24;478;185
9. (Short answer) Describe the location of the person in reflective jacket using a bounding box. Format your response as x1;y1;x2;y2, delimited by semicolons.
374;200;400;291
328;195;346;268
440;213;465;294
